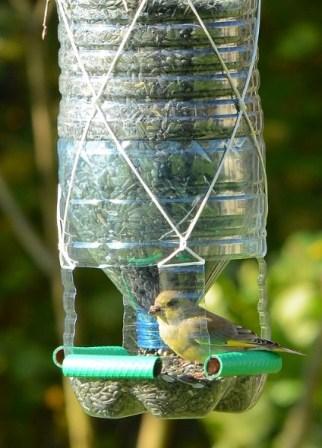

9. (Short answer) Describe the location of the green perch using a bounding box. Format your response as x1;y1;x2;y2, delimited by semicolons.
53;346;161;380
53;347;282;381
204;350;283;379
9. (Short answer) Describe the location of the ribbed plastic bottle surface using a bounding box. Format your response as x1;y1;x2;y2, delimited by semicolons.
56;0;269;419
57;0;266;268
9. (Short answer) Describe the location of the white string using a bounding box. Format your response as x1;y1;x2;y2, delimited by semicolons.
42;0;51;40
185;0;270;335
157;245;205;269
159;193;202;241
56;0;203;267
57;0;148;235
56;0;266;271
184;0;267;242
121;0;129;13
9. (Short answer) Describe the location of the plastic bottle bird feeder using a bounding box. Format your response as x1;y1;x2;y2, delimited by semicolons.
54;0;278;418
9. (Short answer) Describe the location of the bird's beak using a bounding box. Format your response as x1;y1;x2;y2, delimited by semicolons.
149;305;161;315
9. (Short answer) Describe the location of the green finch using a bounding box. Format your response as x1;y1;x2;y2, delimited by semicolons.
149;290;302;363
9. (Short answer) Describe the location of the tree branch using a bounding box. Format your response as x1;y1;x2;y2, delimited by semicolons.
7;2;95;447
0;171;55;277
136;415;171;448
275;324;322;448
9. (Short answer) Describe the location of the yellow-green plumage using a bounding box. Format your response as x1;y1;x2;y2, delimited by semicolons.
149;290;302;363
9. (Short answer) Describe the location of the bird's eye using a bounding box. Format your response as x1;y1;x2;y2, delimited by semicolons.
168;299;178;307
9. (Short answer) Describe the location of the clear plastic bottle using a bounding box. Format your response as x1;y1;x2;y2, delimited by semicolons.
57;0;267;418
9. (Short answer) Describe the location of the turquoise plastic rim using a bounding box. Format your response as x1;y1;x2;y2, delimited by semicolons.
62;354;161;379
53;346;162;380
53;345;128;367
204;350;283;379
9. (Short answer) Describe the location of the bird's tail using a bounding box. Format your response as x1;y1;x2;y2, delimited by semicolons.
273;346;305;356
236;338;305;356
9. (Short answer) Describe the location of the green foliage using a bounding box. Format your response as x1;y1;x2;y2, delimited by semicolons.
202;232;322;447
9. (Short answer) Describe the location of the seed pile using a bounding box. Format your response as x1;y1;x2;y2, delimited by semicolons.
71;352;266;418
58;0;265;267
58;0;266;417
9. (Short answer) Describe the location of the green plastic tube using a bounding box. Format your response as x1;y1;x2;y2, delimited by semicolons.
70;346;128;356
53;345;128;367
204;351;282;379
62;354;162;379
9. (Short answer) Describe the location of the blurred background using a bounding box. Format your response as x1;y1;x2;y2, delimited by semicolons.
0;0;322;447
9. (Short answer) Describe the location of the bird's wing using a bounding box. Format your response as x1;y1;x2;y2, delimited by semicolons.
205;311;257;339
192;311;303;354
193;311;262;349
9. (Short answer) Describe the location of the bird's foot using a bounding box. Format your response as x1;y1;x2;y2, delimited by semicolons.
191;371;206;381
